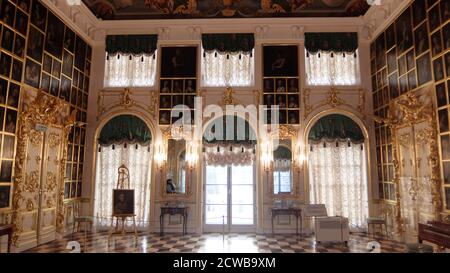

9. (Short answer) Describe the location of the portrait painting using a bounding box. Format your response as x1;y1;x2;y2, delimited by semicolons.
398;56;407;75
433;58;445;82
387;50;397;74
11;59;23;82
441;135;450;160
288;110;299;125
161;46;197;78
278;110;287;125
31;0;47;31
414;23;429;55
443;162;450;184
52;59;61;78
0;107;4;129
27;26;44;62
159;95;171;109
14;9;28;35
445;52;450;77
399;75;408;94
75;36;87;71
184;95;194;109
264;94;274;106
18;0;31;13
416;53;432;86
276;94;286;108
42;53;52;73
395;8;413;54
0;0;15;27
412;0;427;27
263;79;274;93
275;79;286;93
0;160;13;182
385;25;396;50
85;61;91;76
389;72;399;99
60;76;71;102
64;27;75;53
436;83;447;107
431;30;443;57
82;93;88;109
0;78;7;104
2;135;15;158
71;182;76;198
70;87;77;105
64;182;70;199
0;185;11;208
444;23;450;49
13;34;25;58
184;79;196;93
287;94;299;108
0;52;11;78
5;109;17;134
263;46;298;77
172;79;183;93
83;76;89;92
7;82;20;108
428;4;441;32
24;58;41;89
442;0;450;22
159;110;171;125
160;80;171;93
1;27;14;52
45;12;64;59
76;182;82;197
438;108;449;133
406;50;415;71
173;95;183;106
62;51;73;78
287;78;299;93
50;77;59;97
408;71;417;90
40;72;50;92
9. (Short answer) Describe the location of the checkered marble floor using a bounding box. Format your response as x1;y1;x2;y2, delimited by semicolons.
26;231;410;253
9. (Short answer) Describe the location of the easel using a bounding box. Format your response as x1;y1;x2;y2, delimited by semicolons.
108;165;138;246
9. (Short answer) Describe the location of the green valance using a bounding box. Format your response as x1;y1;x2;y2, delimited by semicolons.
308;114;364;143
202;33;255;53
203;116;256;145
106;35;158;56
99;115;151;146
274;146;292;160
305;32;358;54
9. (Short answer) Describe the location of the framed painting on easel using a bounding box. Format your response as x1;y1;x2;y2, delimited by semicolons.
112;189;135;216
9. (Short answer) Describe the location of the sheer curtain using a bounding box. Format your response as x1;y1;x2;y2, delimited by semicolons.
201;50;254;87
104;52;157;87
305;50;360;86
308;140;368;228
94;144;152;228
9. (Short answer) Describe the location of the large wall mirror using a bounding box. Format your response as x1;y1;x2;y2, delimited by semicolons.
271;139;293;195
166;138;187;195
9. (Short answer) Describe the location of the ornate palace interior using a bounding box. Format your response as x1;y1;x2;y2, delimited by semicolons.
0;0;449;253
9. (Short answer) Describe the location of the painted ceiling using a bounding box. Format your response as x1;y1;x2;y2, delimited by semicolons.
82;0;371;20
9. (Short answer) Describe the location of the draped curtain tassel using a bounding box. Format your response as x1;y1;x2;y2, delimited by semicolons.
124;143;127;148
129;55;132;61
226;54;229;60
354;52;357;58
106;55;109;61
331;52;334;58
203;51;206;58
112;144;115;150
306;52;309;58
117;54;120;59
98;147;101;152
215;52;218;58
136;144;138;150
239;54;242;60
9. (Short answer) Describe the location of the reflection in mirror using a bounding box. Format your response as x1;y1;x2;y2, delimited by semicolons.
167;139;186;194
273;140;292;194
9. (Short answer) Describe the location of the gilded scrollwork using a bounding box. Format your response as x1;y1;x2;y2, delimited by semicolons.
29;131;43;146
46;172;57;193
25;171;40;193
48;133;61;148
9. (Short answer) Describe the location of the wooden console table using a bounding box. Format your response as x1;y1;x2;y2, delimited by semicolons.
0;224;13;253
160;207;188;236
271;208;302;235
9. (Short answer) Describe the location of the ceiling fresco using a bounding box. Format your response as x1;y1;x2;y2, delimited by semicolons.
82;0;371;20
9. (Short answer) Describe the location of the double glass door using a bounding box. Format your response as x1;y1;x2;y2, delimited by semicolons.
204;165;255;232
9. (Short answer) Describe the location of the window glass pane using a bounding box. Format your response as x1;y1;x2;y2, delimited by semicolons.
205;205;227;225
231;205;253;225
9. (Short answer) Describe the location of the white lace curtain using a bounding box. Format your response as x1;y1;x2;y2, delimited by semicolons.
204;143;255;166
94;143;152;228
104;52;157;87
201;50;254;87
308;140;368;228
305;50;360;86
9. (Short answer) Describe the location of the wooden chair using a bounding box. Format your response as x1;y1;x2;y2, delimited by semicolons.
72;199;94;237
367;217;388;238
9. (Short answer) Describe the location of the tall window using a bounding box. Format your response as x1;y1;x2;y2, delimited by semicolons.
104;35;158;88
305;32;360;86
274;170;291;194
201;33;255;87
273;145;292;194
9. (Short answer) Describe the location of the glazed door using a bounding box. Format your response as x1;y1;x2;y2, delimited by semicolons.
204;165;255;232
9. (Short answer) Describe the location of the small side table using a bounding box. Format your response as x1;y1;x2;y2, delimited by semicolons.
271;208;302;235
160;207;188;236
0;224;13;253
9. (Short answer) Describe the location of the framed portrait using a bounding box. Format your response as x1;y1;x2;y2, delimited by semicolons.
0;185;11;209
1;1;15;27
40;72;50;92
45;12;64;59
412;0;427;27
431;30;443;57
74;36;87;71
42;53;52;73
160;79;171;93
278;110;287;125
5;109;17;134
433;57;445;81
2;135;15;158
24;58;41;89
287;94;299;108
18;0;31;13
438;108;449;132
27;26;44;62
14;9;28;36
275;79;286;93
159;110;171;125
62;50;73;78
398;55;407;75
416;53;432;86
64;27;75;53
443;162;450;184
64;182;70;199
31;0;47;31
60;75;71;102
1;27;14;52
172;79;183;93
83;76;89;92
395;7;413;54
276;94;286;108
0;79;7;104
287;78;299;93
389;72;400;99
399;75;408;94
7;82;20;108
263;79;274;93
442;0;450;22
85;61;91;76
445;52;450;77
11;59;23;82
414;23;429;56
13;34;25;58
436;83;447;107
288;110;299;125
184;79;196;93
406;50;415;71
408;71;417;90
52;59;61;78
387;49;397;74
0;160;13;182
385;25;396;50
159;95;171;109
173;95;183;106
263;45;298;77
113;189;135;215
70;182;76;198
444;23;450;50
50;77;59;97
184;95;194;109
161;46;197;78
0;52;12;77
428;4;441;32
76;182;82;197
263;94;274;106
441;135;450;160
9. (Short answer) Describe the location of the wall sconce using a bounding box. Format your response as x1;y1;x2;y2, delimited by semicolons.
261;140;273;172
185;141;199;171
294;144;305;172
154;140;167;170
